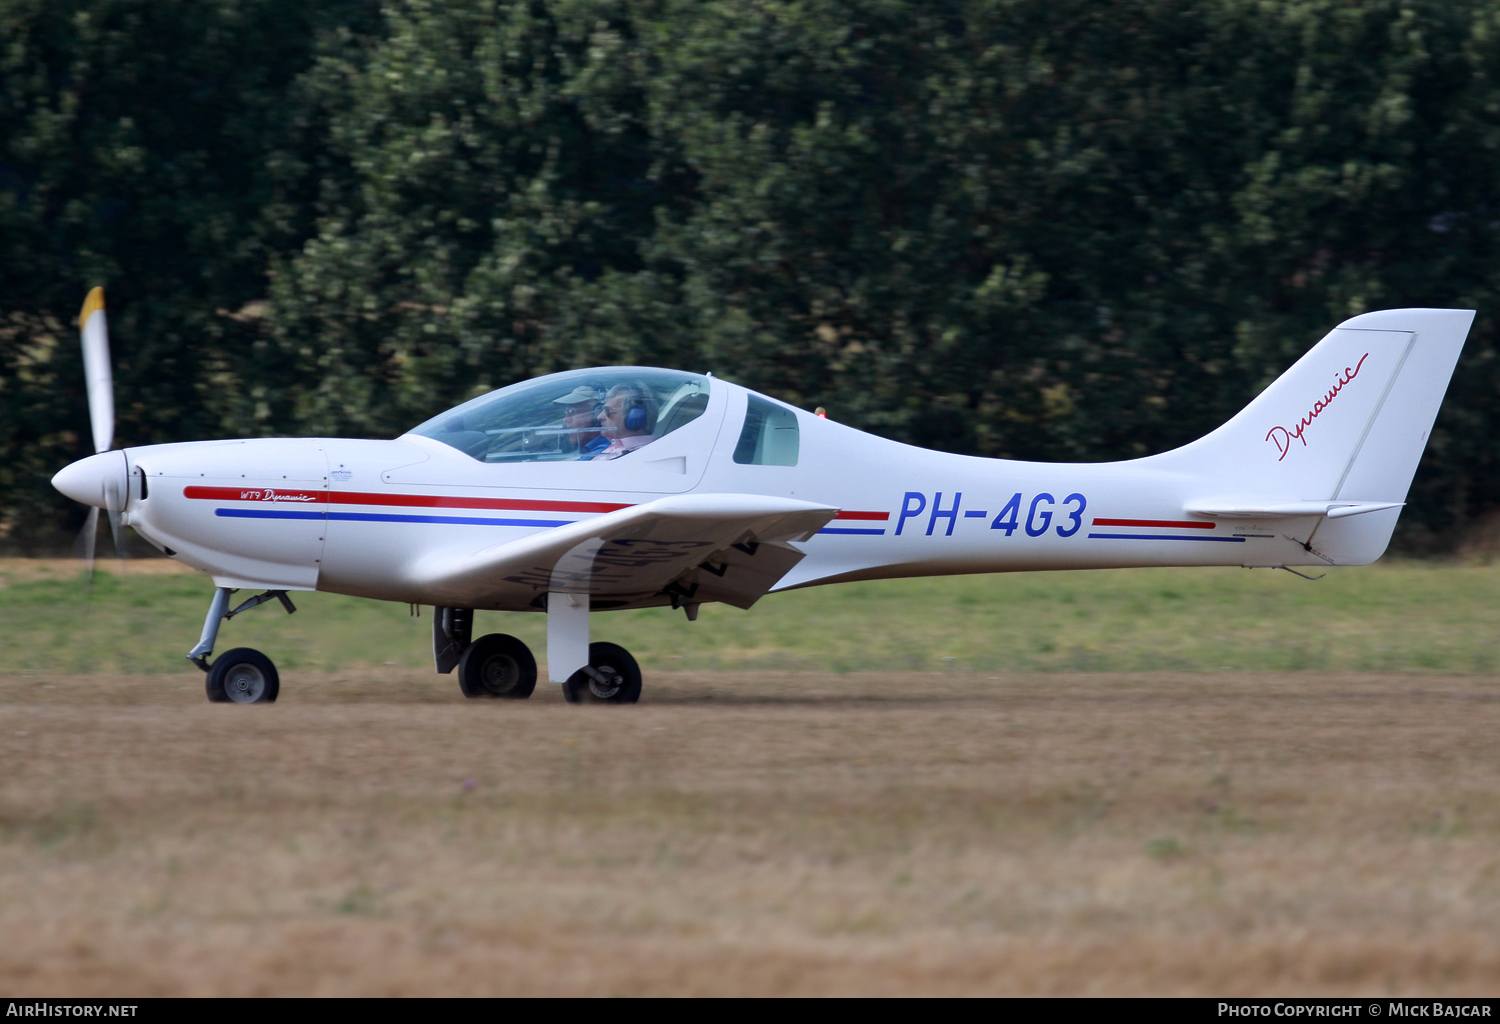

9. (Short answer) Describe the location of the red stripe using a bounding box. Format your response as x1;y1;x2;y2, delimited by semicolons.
185;485;630;515
1092;517;1215;530
331;490;631;514
188;485;875;519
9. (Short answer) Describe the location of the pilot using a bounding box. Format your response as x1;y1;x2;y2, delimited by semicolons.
552;385;610;459
592;382;659;460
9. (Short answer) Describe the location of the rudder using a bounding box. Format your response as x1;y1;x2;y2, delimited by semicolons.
1155;308;1473;564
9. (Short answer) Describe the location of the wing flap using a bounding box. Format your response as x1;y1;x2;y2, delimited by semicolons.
683;538;809;610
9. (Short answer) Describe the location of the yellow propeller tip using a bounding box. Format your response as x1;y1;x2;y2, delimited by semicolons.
79;287;105;330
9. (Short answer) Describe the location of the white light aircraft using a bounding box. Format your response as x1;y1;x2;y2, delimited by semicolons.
52;289;1474;704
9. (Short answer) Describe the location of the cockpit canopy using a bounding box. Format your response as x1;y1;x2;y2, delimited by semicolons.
408;367;711;463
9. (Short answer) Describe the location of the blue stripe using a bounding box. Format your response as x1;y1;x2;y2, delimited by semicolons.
331;512;572;528
817;527;887;536
215;509;326;521
217;508;571;528
1087;532;1246;543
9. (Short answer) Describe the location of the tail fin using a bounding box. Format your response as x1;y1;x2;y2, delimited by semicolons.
1157;308;1474;564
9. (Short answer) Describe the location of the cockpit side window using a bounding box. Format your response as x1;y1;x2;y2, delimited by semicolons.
732;394;800;466
408;368;710;463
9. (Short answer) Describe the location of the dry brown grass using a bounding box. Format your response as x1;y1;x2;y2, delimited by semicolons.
1;668;1498;995
0;557;197;584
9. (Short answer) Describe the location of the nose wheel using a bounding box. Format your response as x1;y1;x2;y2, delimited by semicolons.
205;648;280;704
562;642;641;704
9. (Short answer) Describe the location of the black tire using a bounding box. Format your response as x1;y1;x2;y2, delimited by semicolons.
205;648;280;704
562;642;641;705
458;633;537;699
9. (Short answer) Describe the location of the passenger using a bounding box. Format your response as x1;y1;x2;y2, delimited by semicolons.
592;382;659;460
552;385;609;458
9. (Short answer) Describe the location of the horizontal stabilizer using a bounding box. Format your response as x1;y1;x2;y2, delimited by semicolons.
1183;499;1404;520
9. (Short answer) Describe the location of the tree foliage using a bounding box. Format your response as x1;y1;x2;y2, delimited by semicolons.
0;0;376;544
5;0;1500;549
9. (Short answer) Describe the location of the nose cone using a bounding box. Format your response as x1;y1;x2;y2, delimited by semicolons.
52;451;128;509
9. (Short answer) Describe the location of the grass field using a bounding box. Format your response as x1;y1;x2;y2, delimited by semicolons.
2;558;1499;995
4;556;1500;678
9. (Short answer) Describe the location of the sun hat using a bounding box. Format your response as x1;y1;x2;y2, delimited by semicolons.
552;385;603;405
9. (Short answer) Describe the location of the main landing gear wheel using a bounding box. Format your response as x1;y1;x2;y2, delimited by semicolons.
458;633;537;699
205;648;280;704
562;642;642;705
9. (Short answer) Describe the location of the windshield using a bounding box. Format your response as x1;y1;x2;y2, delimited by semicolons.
408;367;712;463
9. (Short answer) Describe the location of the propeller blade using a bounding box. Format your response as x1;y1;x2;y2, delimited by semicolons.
79;505;99;580
107;510;127;564
79;287;114;454
103;474;127;566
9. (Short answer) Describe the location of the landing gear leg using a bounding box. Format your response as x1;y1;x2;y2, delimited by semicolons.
187;587;232;673
546;590;642;704
546;591;590;684
433;606;473;674
189;585;293;704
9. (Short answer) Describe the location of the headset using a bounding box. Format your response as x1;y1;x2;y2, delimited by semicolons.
584;387;606;422
617;384;652;432
603;383;654;434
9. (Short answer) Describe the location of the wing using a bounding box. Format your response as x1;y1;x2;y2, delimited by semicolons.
411;493;839;611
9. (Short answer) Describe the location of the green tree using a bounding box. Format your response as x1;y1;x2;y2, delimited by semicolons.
0;0;374;547
11;0;1500;549
268;0;683;437
275;0;1500;547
